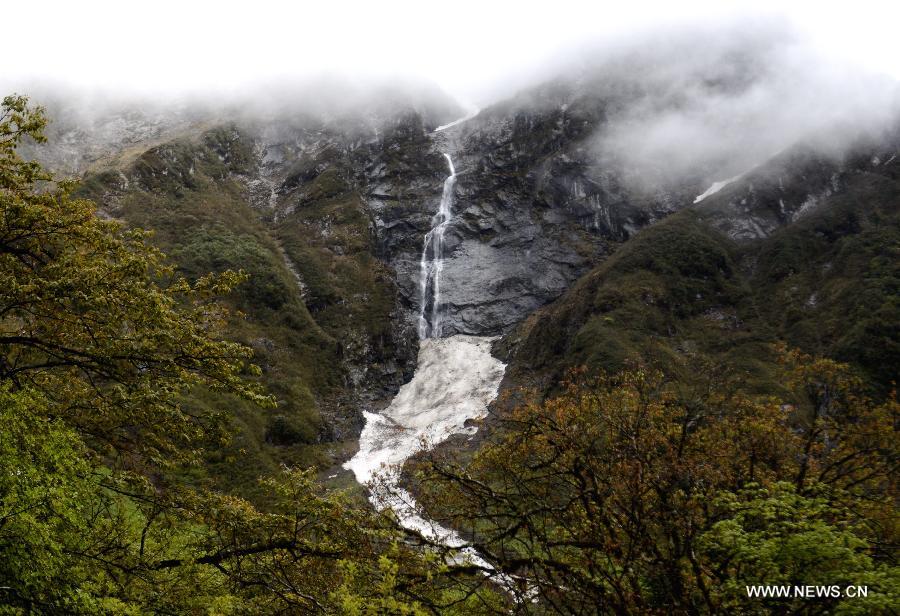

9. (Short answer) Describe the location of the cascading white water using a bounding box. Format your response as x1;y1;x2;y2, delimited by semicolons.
346;113;511;586
418;153;456;339
344;336;504;542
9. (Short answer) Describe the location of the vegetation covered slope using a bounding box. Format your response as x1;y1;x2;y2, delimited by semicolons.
70;103;471;498
76;127;345;495
3;82;898;613
0;95;509;615
415;354;898;613
501;135;900;397
407;131;899;615
75;119;423;496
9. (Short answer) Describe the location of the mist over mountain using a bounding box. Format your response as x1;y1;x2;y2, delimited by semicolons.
2;6;898;613
591;28;899;187
16;19;899;195
15;76;464;174
11;15;899;455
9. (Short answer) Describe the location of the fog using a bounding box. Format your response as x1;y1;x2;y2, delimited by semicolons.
577;23;900;187
5;1;899;105
4;2;899;181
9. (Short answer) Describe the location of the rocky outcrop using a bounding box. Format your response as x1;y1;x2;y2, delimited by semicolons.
404;90;705;336
696;128;900;239
246;97;696;348
497;122;900;396
56;69;891;442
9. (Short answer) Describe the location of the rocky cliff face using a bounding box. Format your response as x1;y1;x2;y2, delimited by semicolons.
696;128;900;239
29;61;898;473
31;74;736;455
76;114;445;448
228;85;713;364
498;122;900;395
382;74;730;337
430;108;693;335
251;111;449;403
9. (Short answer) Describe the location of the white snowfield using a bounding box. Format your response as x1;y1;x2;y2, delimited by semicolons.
693;173;743;203
348;111;518;585
344;335;505;547
433;107;479;133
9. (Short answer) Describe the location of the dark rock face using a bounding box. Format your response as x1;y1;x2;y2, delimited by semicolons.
411;93;704;336
497;121;900;396
34;69;900;458
236;81;717;348
244;111;448;408
43;74;783;439
234;102;634;392
697;127;900;240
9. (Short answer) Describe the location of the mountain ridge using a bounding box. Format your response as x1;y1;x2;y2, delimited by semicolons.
23;65;900;494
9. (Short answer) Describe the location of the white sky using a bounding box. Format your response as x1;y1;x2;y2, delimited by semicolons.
4;0;898;106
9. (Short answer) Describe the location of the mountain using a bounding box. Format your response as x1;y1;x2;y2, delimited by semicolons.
499;124;900;398
33;76;677;490
21;52;899;498
6;30;900;611
72;109;445;493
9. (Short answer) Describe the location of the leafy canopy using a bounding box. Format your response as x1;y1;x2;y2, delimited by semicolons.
415;351;899;613
0;94;271;467
0;95;502;615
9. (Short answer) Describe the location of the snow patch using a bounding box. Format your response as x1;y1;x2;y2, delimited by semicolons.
693;173;743;204
793;194;819;221
345;335;505;546
434;107;480;133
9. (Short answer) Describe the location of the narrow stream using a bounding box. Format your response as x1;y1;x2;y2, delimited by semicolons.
418;153;456;339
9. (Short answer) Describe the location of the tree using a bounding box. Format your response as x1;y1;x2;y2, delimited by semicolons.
0;94;270;467
700;482;899;616
415;354;898;614
0;95;502;614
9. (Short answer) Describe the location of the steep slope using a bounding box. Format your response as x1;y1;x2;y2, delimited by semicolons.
71;102;472;495
77;127;347;495
35;49;898;498
500;127;900;396
413;35;799;337
421;82;703;336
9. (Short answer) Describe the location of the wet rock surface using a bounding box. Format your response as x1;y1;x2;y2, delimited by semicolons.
696;129;900;239
42;75;828;442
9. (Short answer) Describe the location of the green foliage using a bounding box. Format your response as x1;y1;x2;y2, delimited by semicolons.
701;483;899;615
0;96;270;467
175;223;296;312
76;125;349;487
417;353;898;613
0;385;89;612
0;95;49;192
0;93;258;612
0;95;509;615
0;384;247;614
508;171;900;397
750;174;900;393
508;211;771;392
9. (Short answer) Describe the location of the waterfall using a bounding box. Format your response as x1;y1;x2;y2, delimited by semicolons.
346;112;512;590
418;153;457;339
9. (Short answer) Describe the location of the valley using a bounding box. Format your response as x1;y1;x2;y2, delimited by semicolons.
4;26;898;610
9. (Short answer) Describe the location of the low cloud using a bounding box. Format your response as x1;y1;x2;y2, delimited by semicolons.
583;22;900;187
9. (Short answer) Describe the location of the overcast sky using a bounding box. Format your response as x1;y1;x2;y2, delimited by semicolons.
5;0;898;107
